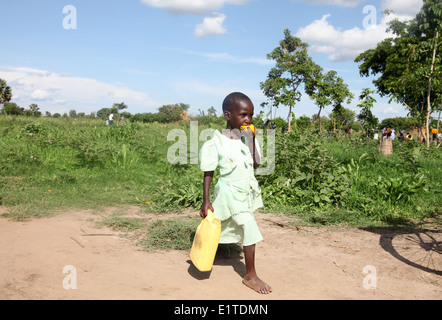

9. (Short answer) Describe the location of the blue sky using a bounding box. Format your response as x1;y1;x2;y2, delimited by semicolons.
0;0;424;120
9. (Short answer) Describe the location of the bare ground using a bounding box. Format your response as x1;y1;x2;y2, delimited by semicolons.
0;206;440;300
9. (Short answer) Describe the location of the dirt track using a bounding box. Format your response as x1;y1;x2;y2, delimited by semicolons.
0;207;440;300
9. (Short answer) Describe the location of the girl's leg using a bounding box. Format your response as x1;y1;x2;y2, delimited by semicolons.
242;244;272;294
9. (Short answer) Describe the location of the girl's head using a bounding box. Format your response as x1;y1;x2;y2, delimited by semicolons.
222;92;254;130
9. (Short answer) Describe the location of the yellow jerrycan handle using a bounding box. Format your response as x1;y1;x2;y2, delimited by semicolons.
189;210;221;272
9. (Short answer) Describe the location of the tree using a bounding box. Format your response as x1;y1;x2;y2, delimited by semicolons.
306;70;332;132
179;103;190;112
261;29;321;132
107;102;129;122
380;117;419;131
1;102;24;115
157;104;183;123
97;108;111;120
413;0;442;148
357;88;379;135
297;115;312;130
69;109;77;118
119;111;132;120
0;79;12;105
28;104;40;116
306;70;353;132
207;106;217;117
328;107;356;132
329;76;354;115
112;102;128;112
355;0;442;148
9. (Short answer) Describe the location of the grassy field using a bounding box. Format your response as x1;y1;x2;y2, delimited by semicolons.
0;115;440;232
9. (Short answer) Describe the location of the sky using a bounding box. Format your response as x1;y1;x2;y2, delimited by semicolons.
0;0;425;121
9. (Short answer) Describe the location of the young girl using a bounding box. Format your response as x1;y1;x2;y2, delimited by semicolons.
199;92;272;295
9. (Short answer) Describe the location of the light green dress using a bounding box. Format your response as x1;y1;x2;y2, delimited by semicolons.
200;130;264;246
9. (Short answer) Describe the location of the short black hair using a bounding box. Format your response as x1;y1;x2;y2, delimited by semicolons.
222;92;251;113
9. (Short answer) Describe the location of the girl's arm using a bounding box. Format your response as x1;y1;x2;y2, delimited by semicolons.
244;128;261;169
251;137;261;169
200;171;214;219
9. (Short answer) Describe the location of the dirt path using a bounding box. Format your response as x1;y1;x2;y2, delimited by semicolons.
0;207;440;300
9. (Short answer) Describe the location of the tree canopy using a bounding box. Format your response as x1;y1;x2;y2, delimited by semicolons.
306;70;353;132
0;79;12;105
261;29;322;132
355;0;441;147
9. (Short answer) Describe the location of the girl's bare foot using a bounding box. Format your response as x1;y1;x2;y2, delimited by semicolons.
243;275;272;294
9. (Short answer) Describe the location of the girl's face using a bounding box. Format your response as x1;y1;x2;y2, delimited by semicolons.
225;99;254;130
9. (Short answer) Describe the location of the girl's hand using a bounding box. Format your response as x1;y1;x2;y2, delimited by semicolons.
241;126;256;148
200;202;214;219
242;126;256;139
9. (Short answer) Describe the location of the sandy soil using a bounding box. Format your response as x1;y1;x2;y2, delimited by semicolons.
0;206;440;300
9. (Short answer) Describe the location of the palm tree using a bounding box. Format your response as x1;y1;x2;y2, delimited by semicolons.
0;79;12;105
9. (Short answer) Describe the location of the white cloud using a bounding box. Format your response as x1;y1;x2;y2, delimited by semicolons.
292;0;423;13
291;0;364;7
382;0;423;19
381;105;401;115
194;13;227;38
31;89;51;100
173;48;273;66
170;78;265;106
141;0;252;37
295;0;423;62
296;14;392;62
0;66;155;114
296;0;423;63
140;0;251;16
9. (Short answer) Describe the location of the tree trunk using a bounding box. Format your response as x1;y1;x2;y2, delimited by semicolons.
436;110;441;147
317;107;323;132
425;30;438;149
288;106;292;132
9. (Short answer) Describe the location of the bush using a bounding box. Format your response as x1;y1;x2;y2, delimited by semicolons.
1;115;440;225
258;132;351;209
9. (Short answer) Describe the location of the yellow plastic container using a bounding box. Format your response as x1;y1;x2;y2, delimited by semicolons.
189;210;221;272
240;124;256;134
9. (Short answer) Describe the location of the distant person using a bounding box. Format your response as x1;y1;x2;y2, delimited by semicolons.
386;127;392;138
199;92;272;295
373;131;379;140
407;133;413;144
399;129;405;141
432;127;438;142
109;113;114;126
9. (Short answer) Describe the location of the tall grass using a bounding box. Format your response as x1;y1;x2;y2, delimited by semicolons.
0;115;440;227
0;116;175;219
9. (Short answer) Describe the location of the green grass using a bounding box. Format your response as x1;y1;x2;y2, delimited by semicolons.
97;213;200;251
0;115;440;229
0;116;177;219
140;218;200;251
